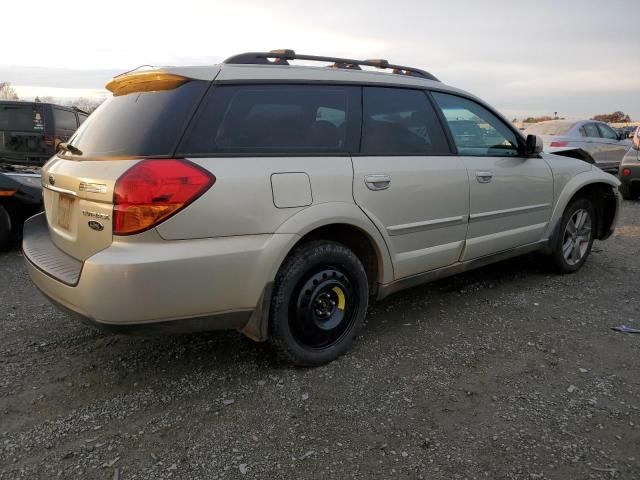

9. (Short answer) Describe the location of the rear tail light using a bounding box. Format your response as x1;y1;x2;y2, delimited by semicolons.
622;168;631;177
113;159;215;235
549;141;568;147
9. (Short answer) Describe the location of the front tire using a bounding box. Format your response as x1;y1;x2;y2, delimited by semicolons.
548;198;595;273
0;204;11;251
269;241;369;367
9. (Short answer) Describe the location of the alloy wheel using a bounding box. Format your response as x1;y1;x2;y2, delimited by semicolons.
562;209;592;266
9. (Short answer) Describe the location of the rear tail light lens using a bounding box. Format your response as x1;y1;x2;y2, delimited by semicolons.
622;168;631;177
549;141;568;147
113;159;214;235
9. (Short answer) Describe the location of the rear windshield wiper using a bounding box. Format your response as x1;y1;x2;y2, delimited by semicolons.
58;142;83;156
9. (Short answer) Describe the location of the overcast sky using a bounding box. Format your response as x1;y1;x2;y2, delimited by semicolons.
3;0;639;119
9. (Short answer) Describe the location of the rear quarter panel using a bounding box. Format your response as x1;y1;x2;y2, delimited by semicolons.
156;156;355;239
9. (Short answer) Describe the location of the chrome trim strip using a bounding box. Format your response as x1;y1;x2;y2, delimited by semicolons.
42;183;78;197
387;215;466;236
470;203;551;221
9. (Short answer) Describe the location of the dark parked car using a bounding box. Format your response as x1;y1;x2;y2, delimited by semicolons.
0;101;88;167
0;164;41;249
0;101;88;249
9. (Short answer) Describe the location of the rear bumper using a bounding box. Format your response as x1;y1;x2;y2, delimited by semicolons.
23;212;296;331
619;164;640;187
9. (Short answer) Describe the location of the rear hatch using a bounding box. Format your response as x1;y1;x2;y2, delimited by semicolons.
0;102;49;165
41;68;217;261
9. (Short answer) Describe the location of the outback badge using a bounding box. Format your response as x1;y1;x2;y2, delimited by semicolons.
87;220;104;232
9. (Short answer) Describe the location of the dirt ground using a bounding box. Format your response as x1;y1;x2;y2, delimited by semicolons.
1;201;639;480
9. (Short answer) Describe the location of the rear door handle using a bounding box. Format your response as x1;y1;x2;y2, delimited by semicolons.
365;174;391;191
475;171;493;183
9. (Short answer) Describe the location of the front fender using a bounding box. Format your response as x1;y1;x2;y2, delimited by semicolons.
545;169;621;241
273;201;394;284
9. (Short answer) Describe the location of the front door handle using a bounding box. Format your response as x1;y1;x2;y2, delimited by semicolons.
365;174;391;191
475;171;493;183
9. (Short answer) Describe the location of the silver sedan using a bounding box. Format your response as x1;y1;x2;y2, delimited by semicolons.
524;120;631;173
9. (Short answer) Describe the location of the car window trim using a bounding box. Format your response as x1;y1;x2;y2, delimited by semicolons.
177;81;524;158
424;90;458;155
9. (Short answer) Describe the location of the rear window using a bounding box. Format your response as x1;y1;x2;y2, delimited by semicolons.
0;104;44;132
524;121;574;136
53;108;78;130
178;85;360;155
67;81;209;158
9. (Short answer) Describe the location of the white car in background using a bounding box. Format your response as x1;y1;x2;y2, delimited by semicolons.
524;120;631;173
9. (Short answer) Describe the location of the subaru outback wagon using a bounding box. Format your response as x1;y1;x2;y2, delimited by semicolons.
23;50;621;366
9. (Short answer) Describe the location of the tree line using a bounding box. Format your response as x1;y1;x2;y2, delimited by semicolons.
515;111;633;124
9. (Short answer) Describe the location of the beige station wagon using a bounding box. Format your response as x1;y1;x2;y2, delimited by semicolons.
23;50;621;366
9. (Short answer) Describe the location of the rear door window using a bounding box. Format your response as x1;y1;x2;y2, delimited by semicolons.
361;87;451;155
0;104;44;132
582;123;601;138
53;108;79;131
179;85;360;155
597;123;618;140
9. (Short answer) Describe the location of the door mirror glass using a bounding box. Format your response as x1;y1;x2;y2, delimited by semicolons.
525;134;543;156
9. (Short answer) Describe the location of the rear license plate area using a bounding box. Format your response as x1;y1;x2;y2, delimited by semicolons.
57;194;74;230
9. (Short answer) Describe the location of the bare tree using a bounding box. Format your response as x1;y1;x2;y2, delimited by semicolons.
71;97;105;114
592;111;632;123
522;115;565;123
0;82;19;100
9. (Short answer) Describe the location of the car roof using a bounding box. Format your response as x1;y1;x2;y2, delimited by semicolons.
154;63;471;97
113;60;521;139
0;100;75;110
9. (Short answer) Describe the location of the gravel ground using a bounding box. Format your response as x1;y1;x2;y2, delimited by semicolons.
1;201;639;480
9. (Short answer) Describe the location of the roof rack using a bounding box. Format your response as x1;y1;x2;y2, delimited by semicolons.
223;49;439;82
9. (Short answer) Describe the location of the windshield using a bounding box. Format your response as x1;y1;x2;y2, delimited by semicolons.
0;104;44;132
67;80;208;159
524;121;574;136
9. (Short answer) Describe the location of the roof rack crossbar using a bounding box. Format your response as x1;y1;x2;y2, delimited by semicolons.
223;50;439;81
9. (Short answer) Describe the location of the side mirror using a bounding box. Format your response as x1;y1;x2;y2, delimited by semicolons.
525;134;543;156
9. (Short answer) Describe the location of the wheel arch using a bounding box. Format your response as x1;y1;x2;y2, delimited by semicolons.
546;172;621;246
241;203;393;343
